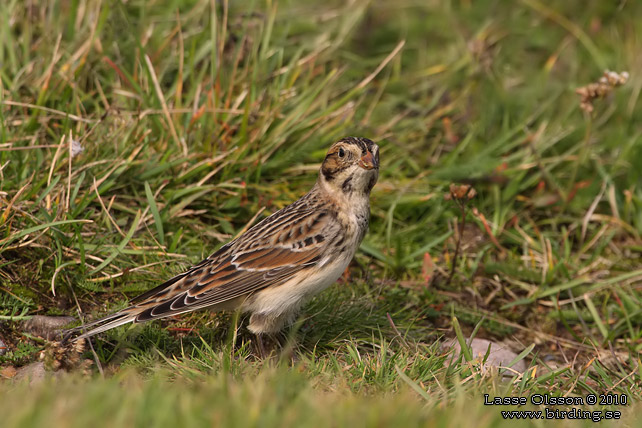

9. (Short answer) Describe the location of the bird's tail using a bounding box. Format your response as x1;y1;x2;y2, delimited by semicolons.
62;270;190;342
62;309;138;343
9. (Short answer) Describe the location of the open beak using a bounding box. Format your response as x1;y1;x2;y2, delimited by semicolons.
358;151;377;170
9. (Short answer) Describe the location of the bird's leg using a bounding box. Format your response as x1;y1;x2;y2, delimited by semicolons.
255;334;268;359
276;332;299;364
254;334;280;360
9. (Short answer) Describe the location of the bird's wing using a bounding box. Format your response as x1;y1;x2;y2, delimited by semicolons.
133;205;337;319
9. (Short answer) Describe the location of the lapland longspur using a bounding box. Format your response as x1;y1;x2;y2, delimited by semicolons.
64;137;379;343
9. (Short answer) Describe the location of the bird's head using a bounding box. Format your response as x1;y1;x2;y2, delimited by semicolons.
318;137;379;197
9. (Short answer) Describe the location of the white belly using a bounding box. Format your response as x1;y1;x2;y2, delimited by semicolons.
242;251;353;331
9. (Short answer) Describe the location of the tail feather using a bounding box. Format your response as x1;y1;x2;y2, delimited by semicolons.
62;310;136;343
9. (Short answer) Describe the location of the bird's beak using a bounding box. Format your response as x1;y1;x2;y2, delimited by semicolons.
358;151;377;170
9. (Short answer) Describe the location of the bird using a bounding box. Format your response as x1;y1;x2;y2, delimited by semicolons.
63;137;379;350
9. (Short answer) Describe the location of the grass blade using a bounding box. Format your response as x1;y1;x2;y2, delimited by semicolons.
144;181;165;246
88;210;142;275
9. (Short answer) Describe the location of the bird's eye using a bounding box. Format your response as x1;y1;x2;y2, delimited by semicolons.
338;148;345;158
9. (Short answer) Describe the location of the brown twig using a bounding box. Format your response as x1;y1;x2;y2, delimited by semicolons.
444;184;477;286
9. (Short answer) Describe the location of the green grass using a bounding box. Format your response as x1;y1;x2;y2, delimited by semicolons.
1;367;640;428
2;0;642;426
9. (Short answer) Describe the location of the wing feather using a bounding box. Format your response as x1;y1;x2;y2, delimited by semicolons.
130;206;335;321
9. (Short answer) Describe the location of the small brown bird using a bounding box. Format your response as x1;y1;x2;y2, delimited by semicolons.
64;137;379;345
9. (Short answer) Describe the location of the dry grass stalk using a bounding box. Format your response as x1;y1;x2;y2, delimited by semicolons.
576;70;629;113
